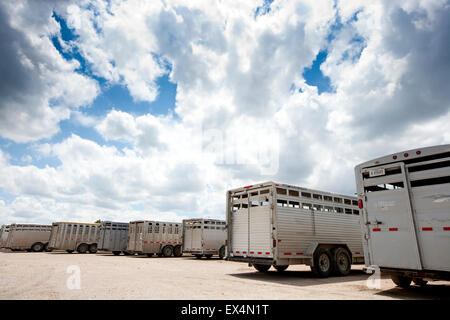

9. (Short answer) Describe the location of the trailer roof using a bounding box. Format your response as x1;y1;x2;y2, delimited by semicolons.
182;218;225;223
355;144;450;170
52;222;101;226
129;220;182;224
228;181;357;199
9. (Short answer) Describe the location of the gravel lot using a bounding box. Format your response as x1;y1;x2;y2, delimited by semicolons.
0;250;449;300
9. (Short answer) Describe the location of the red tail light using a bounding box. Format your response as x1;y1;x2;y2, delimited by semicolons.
404;153;409;157
243;185;253;189
273;239;276;248
358;199;363;209
393;155;397;159
416;150;421;155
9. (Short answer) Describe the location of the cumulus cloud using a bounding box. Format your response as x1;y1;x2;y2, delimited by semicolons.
0;0;449;224
0;1;100;143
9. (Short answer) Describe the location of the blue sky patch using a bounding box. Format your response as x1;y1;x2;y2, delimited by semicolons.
302;50;332;95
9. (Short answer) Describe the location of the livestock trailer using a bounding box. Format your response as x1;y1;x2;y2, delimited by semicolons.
0;224;10;248
355;144;450;287
127;220;183;257
4;224;52;252
98;221;130;255
182;218;227;259
48;222;101;253
226;182;363;277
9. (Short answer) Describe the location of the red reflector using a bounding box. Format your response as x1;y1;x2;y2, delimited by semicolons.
250;251;254;254
389;228;398;231
416;150;421;155
243;185;253;189
422;227;433;231
444;227;450;231
355;252;361;254
236;251;240;253
243;251;247;254
265;252;270;255
373;228;381;232
404;153;409;157
258;252;262;254
273;239;276;248
284;252;292;255
296;252;304;255
358;199;363;209
393;155;397;159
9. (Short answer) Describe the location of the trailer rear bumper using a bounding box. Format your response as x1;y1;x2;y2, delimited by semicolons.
371;267;450;281
226;256;274;265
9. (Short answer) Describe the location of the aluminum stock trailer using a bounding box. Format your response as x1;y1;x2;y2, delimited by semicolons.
0;224;10;248
4;224;52;252
182;218;227;259
226;182;363;277
127;220;183;257
48;222;101;253
98;221;130;255
355;144;450;287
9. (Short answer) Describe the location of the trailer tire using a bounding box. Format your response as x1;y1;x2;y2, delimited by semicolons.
77;243;88;254
162;245;173;257
123;251;131;256
147;253;154;257
112;251;121;256
43;243;53;252
173;245;183;257
89;243;98;253
66;250;74;254
205;254;213;259
219;245;225;259
31;242;44;252
274;265;289;272
312;248;334;278
195;254;202;259
253;264;271;272
391;275;412;288
413;278;428;287
332;247;351;276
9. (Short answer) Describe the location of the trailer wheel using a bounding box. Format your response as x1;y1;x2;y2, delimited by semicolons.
413;278;428;287
173;245;183;257
195;254;202;259
147;253;154;257
66;250;74;254
31;242;44;252
274;265;289;272
112;251;121;256
391;275;412;288
43;243;53;252
332;247;351;276
312;248;334;278
205;254;213;259
162;245;173;257
219;245;225;259
77;243;88;254
253;264;271;272
123;251;131;256
88;243;98;253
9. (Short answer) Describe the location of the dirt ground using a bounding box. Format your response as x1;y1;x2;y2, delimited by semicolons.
0;250;449;300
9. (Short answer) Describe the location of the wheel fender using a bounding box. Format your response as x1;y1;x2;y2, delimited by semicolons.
305;241;319;266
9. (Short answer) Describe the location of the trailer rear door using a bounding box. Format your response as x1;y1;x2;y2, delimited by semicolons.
362;162;422;269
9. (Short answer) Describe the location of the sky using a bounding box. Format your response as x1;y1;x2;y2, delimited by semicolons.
0;0;449;225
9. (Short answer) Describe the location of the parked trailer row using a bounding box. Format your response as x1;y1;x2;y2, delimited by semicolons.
182;218;226;259
48;222;101;253
3;224;52;252
226;182;363;277
127;220;183;257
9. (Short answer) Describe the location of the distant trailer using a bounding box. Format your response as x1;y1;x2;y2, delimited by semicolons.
48;222;101;254
226;182;364;277
127;220;183;257
5;224;52;252
0;224;10;248
182;218;226;259
98;221;130;256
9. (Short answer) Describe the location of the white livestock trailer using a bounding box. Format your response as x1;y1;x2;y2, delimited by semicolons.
98;221;130;255
0;224;10;248
226;182;363;277
4;224;52;252
48;222;101;254
182;218;227;259
127;220;183;257
355;144;450;287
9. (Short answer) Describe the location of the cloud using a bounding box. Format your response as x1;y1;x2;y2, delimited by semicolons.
0;1;100;143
